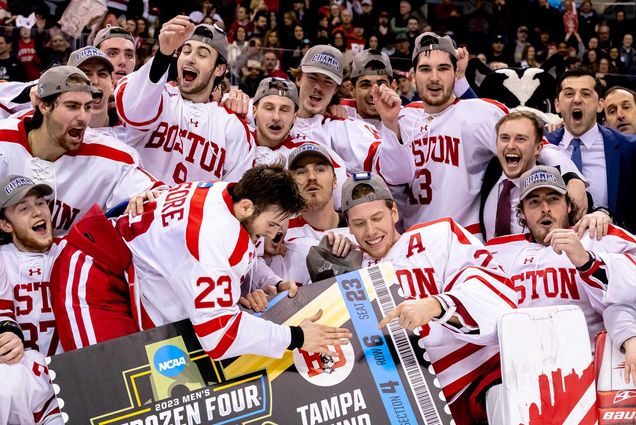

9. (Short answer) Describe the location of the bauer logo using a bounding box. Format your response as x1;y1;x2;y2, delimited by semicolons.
153;345;187;377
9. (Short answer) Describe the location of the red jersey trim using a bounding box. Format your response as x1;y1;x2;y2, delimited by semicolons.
339;98;356;108
222;185;250;267
288;215;308;229
116;81;164;127
405;101;424;109
406;217;471;245
479;98;509;114
486;233;532;246
66;143;136;164
186;187;210;261
607;225;636;243
363;141;381;172
431;342;483;374
206;312;242;359
443;352;501;400
194;314;233;337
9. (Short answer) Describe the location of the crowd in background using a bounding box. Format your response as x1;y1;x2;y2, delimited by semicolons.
1;0;635;97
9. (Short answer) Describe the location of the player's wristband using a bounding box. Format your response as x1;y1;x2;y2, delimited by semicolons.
149;51;173;83
0;320;24;342
576;251;596;272
287;325;304;350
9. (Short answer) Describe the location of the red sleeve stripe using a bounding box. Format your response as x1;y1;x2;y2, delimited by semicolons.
206;312;243;359
228;227;250;267
464;223;481;235
406;217;471;244
69;252;92;348
67;143;135;164
431;342;483;374
116;81;164;127
446;293;479;327
186;187;210;261
480;98;509;114
363;141;381;172
625;253;636;267
288;216;307;228
193;314;234;337
0;128;30;152
136;166;160;182
405;101;424;109
486;233;529;246
442;352;501;401
339;99;356;107
608;225;636;244
0;299;14;312
472;274;517;308
33;395;60;424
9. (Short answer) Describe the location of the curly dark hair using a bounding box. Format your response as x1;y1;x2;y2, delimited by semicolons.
516;193;580;229
230;163;306;217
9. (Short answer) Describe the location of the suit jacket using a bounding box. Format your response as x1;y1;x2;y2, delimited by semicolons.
546;126;636;232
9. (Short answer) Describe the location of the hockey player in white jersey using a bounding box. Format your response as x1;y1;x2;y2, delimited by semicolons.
291;45;415;185
115;17;254;185
487;165;636;344
340;172;516;424
381;32;587;235
0;66;163;236
0;176;63;425
52;164;352;360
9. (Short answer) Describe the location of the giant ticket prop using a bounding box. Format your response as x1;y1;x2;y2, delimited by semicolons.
48;263;453;424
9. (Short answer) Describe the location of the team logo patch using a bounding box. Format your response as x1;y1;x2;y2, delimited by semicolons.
153;345;187;377
293;343;355;387
311;53;341;70
196;181;214;189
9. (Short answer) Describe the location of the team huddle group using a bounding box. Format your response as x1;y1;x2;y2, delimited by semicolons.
1;12;636;425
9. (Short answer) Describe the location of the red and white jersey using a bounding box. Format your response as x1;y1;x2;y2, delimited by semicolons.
266;237;317;286
487;225;636;344
0;242;64;356
114;181;291;360
340;99;383;132
115;57;254;186
0;117;162;236
253;135;348;210
395;99;582;236
291;114;415;185
363;217;516;404
286;215;352;243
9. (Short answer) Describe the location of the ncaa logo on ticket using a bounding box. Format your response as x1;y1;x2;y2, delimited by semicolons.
153;345;187;377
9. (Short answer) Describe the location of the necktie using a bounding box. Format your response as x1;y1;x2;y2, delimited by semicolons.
495;179;515;237
570;138;583;172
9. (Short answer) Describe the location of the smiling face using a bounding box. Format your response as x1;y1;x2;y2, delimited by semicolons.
556;75;603;137
177;40;225;102
413;50;456;113
353;74;391;119
290;155;336;211
497;117;543;178
347;200;399;259
520;188;570;245
298;72;338;117
254;95;296;147
39;91;93;153
0;193;53;253
604;89;636;134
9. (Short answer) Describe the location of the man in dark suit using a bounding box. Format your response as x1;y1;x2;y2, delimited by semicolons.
546;66;636;232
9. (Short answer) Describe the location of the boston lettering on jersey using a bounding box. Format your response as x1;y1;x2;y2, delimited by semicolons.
146;122;226;180
511;267;580;304
412;135;461;167
48;199;80;232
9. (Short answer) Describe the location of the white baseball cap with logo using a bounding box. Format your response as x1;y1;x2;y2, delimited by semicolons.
300;45;344;85
0;175;52;210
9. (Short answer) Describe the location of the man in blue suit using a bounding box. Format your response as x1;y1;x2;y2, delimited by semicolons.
546;66;636;233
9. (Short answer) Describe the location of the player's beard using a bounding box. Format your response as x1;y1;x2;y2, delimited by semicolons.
178;69;215;96
420;85;453;108
11;221;53;253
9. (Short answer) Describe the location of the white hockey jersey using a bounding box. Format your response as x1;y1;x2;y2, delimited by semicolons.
114;181;292;360
291;114;415;185
363;217;516;404
0;80;34;119
0;242;64;356
487;225;636;344
115;57;254;186
286;215;352;242
394;99;583;235
0;117;162;236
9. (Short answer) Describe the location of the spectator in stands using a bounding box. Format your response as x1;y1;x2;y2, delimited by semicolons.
376;11;392;48
604;86;636;135
252;10;270;38
14;25;40;81
577;0;599;44
513;25;530;65
356;0;376;30
348;20;366;54
390;32;411;72
583;49;599;71
432;0;461;36
390;0;412;35
619;33;636;76
38;30;71;71
228;25;248;75
405;16;420;53
278;10;297;48
491;0;515;38
609;47;625;74
588;36;599;52
264;29;282;58
329;3;342;29
263;49;288;79
292;0;307;24
609;9;629;49
367;34;380;50
596;57;618;89
597;24;612;56
229;6;253;36
395;71;418;105
243;59;267;96
530;0;564;43
487;34;514;66
565;29;586;61
519;44;539;68
333;8;354;40
0;33;25;81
